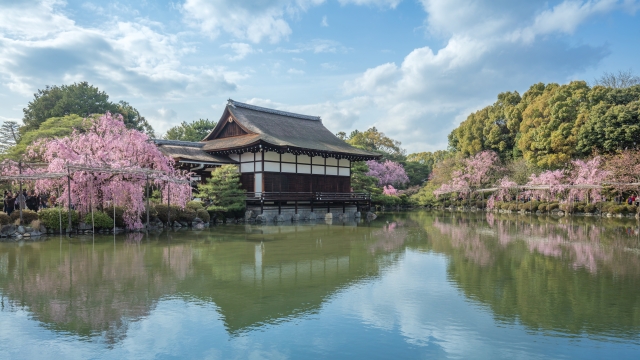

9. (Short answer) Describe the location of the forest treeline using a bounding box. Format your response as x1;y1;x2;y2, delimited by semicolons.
448;81;640;168
412;74;640;207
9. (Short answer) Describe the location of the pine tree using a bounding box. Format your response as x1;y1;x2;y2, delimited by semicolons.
198;165;245;215
0;121;20;154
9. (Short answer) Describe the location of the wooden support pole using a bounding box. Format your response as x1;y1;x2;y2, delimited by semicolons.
67;166;72;233
167;181;171;226
145;174;150;228
18;161;23;224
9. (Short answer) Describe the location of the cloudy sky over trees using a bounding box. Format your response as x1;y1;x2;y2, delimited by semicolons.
0;0;638;151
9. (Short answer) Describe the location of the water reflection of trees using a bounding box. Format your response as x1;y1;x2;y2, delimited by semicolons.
417;211;640;337
0;223;406;341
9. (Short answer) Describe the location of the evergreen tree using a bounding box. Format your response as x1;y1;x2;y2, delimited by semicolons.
21;82;153;136
164;119;217;142
0;121;20;154
198;165;245;215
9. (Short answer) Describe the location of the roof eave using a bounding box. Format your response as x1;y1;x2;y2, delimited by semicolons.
205;140;382;160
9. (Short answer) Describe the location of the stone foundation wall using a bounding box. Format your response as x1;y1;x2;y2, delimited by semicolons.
246;205;359;222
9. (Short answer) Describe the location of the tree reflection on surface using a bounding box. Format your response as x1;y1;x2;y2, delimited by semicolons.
1;212;640;348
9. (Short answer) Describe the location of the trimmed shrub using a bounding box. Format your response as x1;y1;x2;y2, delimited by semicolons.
186;200;205;211
507;204;516;211
560;203;573;213
155;204;180;224
548;203;559;211
538;204;548;212
575;203;585;213
196;209;210;222
610;205;625;214
38;208;79;230
584;204;596;213
138;205;158;223
178;207;197;223
84;211;116;228
526;201;540;211
626;205;637;214
0;213;10;225
10;209;39;224
104;206;126;228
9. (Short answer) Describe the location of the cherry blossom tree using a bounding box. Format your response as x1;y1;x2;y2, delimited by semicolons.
24;112;190;229
603;150;640;193
382;185;398;196
494;177;518;202
525;169;566;201
366;160;409;187
434;150;503;198
566;156;609;202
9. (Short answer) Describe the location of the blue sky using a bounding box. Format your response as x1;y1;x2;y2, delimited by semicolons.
0;0;639;153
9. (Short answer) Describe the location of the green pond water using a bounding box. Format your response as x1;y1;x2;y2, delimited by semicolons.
1;211;640;359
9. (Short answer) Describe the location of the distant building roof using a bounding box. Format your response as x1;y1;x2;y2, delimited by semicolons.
153;139;236;164
202;100;381;160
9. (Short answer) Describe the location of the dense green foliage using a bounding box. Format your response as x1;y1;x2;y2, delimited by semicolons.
448;82;640;168
164;119;217;142
85;211;116;228
21;82;153;136
196;209;210;222
10;209;39;224
155;204;180;224
5;115;86;158
38;208;79;230
104;206;126;228
178;207;197;223
0;213;9;225
198;165;245;216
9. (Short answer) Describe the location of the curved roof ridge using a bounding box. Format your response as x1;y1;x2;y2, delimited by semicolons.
152;139;204;148
228;99;321;121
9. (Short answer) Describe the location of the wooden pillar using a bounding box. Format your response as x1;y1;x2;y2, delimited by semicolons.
67;166;72;232
18;161;23;224
145;174;150;227
167;181;171;226
295;201;298;214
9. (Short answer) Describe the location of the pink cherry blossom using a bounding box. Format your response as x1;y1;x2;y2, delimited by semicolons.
22;112;190;229
366;160;409;187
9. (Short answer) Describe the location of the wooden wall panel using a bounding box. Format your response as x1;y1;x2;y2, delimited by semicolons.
217;121;247;138
261;173;350;193
240;173;255;192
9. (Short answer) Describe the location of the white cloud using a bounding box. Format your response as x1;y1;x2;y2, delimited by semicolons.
287;68;305;75
221;42;257;61
321;15;328;27
333;0;631;152
321;62;339;70
181;0;326;44
0;1;240;100
338;0;402;8
277;39;348;53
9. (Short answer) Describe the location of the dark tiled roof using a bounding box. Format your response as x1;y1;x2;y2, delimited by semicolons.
153;139;205;148
159;145;236;164
202;134;261;151
202;100;381;159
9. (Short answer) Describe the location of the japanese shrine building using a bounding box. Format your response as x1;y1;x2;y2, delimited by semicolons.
156;99;381;219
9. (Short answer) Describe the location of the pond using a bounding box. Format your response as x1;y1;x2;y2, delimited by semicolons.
1;211;640;359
